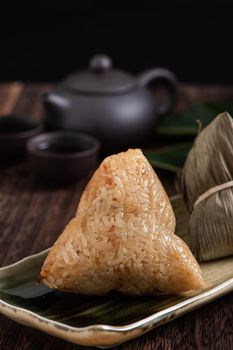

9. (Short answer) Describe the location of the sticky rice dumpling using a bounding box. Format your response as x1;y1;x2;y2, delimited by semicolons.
182;112;233;261
40;149;204;295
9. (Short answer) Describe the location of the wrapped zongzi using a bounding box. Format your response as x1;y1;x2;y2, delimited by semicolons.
182;112;233;261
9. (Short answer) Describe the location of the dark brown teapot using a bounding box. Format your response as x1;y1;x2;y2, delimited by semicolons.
43;55;177;150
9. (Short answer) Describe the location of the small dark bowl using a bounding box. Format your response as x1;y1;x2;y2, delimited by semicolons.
27;132;100;185
0;115;41;162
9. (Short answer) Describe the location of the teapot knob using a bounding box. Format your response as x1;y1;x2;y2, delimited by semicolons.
90;54;112;72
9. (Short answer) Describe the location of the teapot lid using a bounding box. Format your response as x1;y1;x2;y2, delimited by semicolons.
63;55;136;95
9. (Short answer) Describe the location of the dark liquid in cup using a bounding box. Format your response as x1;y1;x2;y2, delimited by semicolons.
37;142;86;154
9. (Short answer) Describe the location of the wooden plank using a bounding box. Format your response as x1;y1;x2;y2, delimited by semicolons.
0;82;24;114
12;83;52;121
176;84;233;111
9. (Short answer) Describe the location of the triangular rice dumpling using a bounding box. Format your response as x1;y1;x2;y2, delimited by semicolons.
40;149;204;295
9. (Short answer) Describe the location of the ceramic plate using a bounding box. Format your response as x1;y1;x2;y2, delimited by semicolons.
0;195;233;348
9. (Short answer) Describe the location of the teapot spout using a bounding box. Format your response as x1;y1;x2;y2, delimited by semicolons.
43;92;71;130
43;92;70;109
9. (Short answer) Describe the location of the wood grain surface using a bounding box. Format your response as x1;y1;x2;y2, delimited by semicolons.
0;83;233;350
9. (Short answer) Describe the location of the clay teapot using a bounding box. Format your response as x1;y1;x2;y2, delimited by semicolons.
43;54;177;150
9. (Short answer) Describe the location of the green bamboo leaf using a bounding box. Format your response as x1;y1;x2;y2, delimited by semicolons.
149;101;233;172
144;142;193;172
157;101;233;137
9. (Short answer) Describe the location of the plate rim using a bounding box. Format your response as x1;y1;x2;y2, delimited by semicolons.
0;272;233;333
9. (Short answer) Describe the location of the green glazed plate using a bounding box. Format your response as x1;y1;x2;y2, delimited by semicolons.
0;195;233;348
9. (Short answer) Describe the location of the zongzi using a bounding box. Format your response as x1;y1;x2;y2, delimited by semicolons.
182;112;233;261
40;149;204;295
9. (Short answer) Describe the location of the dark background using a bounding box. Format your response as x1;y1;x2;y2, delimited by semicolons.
1;1;233;84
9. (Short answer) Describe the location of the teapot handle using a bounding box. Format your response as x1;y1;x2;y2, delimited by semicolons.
138;68;178;115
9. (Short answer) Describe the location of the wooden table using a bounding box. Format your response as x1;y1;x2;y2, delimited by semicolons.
0;83;233;350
